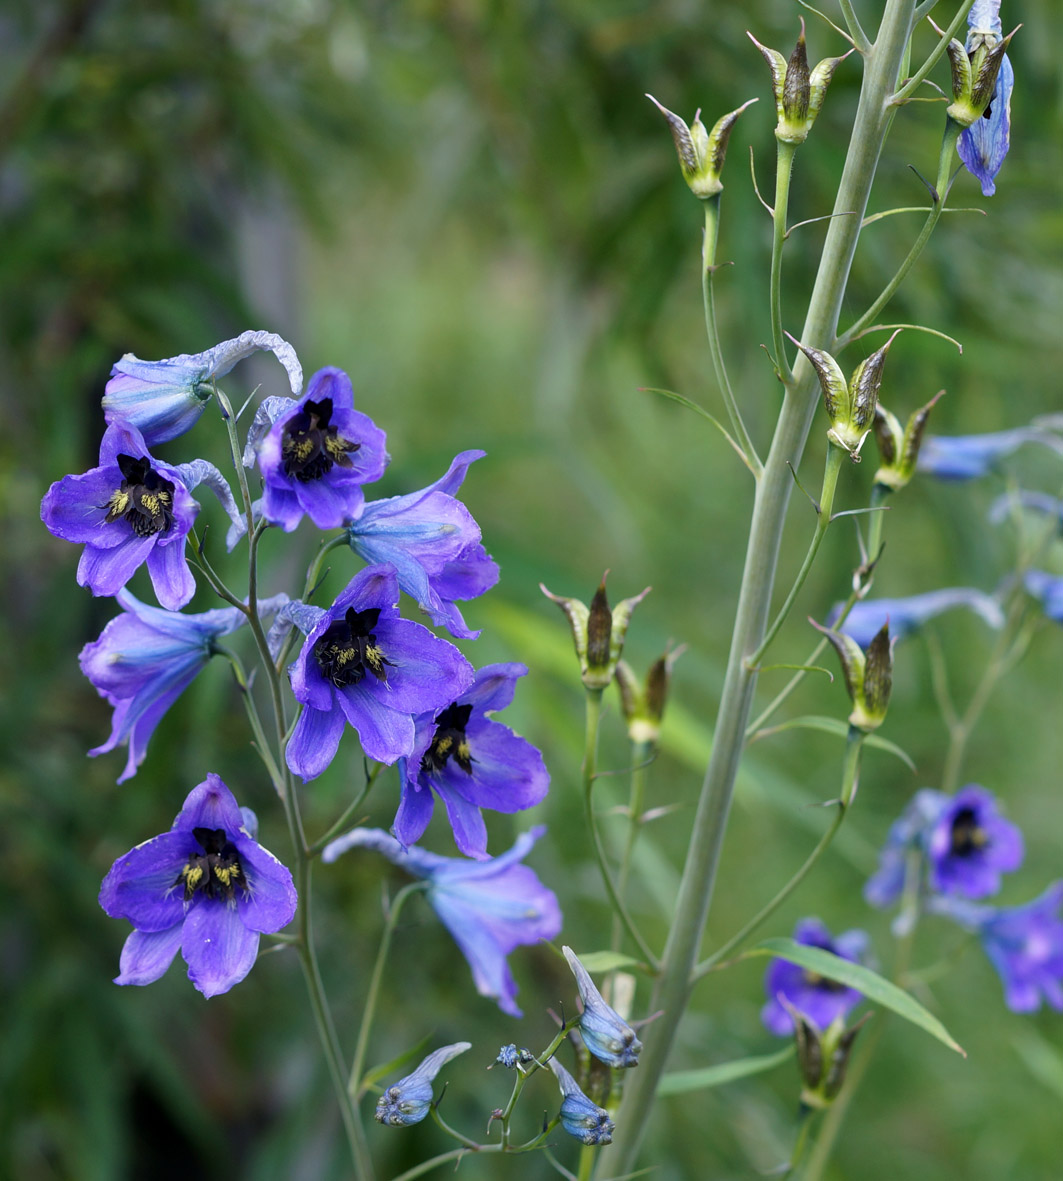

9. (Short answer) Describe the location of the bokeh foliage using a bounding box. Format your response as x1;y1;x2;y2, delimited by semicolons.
3;1;1062;1177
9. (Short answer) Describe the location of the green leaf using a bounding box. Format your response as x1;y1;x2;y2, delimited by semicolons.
658;1045;794;1095
750;714;916;771
358;1033;434;1094
751;938;965;1056
569;950;644;974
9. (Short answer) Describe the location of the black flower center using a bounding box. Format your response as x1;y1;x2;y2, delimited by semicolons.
315;606;393;688
950;807;988;857
281;397;360;482
104;453;176;537
422;701;475;774
802;969;849;993
176;827;245;903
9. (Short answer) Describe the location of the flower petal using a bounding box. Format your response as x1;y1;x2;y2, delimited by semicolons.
286;703;346;781
115;924;184;986
182;902;260;997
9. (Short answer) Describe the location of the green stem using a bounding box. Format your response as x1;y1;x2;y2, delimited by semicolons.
771;141;798;385
892;0;975;106
695;729;864;979
349;882;424;1098
307;762;385;858
595;4;917;1171
748;445;846;669
838;0;871;52
702;197;762;475
610;739;653;957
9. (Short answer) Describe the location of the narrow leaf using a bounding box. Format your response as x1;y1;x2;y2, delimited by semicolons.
358;1033;434;1094
640;387;755;473
570;950;644;974
748;714;916;770
658;1046;795;1095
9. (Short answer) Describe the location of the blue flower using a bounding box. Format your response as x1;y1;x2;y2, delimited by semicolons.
393;662;550;859
245;367;388;532
865;789;947;909
1024;570;1063;624
547;1058;614;1145
562;946;641;1068
80;589;283;783
918;424;1063;480
103;330;302;445
828;587;1004;648
41;422;201;609
762;919;869;1036
286;565;473;775
99;774;297;997
375;1042;471;1126
347;451;500;639
925;785;1024;899
956;1;1014;196
322;825;561;1017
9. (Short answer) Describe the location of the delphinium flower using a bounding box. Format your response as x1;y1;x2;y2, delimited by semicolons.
547;1058;615;1146
924;785;1024;898
955;0;1015;197
244;366;388;531
286;564;473;776
393;662;549;859
988;491;1063;530
346;450;499;639
918;424;1063;480
827;587;1004;648
375;1042;471;1126
41;421;201;609
79;589;287;783
865;789;948;909
762;918;869;1036
103;329;302;445
1023;570;1063;624
99;774;297;997
562;946;642;1067
322;825;561;1017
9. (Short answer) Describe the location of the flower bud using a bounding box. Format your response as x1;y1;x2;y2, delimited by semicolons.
811;620;893;732
548;1058;615;1146
782;998;871;1108
646;96;757;199
375;1042;471;1127
563;946;642;1068
872;391;944;491
615;643;685;747
748;20;850;145
541;575;650;692
789;330;901;461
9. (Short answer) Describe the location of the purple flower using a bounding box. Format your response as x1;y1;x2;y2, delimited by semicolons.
562;945;641;1067
99;774;297;997
957;1;1013;197
347;450;500;639
925;785;1023;899
286;564;473;776
41;422;200;609
762;919;869;1036
103;330;302;445
393;662;549;859
322;825;562;1017
918;425;1063;480
80;589;283;783
865;789;947;909
247;367;388;532
547;1057;614;1146
829;588;1004;649
375;1042;471;1126
1024;570;1063;624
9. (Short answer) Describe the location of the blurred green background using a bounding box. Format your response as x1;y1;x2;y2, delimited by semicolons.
3;0;1062;1177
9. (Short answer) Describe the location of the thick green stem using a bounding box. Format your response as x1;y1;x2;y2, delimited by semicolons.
594;4;916;1171
771;141;798;384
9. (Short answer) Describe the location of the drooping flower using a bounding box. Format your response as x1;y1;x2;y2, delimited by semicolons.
245;367;388;532
346;450;499;639
953;1;1016;196
918;424;1063;480
865;789;947;909
99;774;297;997
547;1057;615;1146
321;825;561;1017
827;587;1004;649
103;330;303;445
562;945;642;1068
1023;570;1063;624
375;1042;471;1127
80;589;287;783
286;565;473;776
393;662;549;859
41;421;201;609
925;785;1024;898
762;918;869;1036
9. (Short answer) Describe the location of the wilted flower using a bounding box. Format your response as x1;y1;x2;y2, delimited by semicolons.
80;589;285;783
103;330;302;445
41;422;202;609
347;450;499;639
918;424;1063;480
1023;570;1063;624
244;366;388;531
547;1058;615;1146
811;619;893;732
871;392;944;491
98;774;297;997
828;587;1004;648
541;575;650;692
394;662;549;860
375;1042;471;1126
646;95;757;198
762;918;869;1036
322;826;561;1017
562;946;642;1068
748;20;850;144
286;564;473;776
